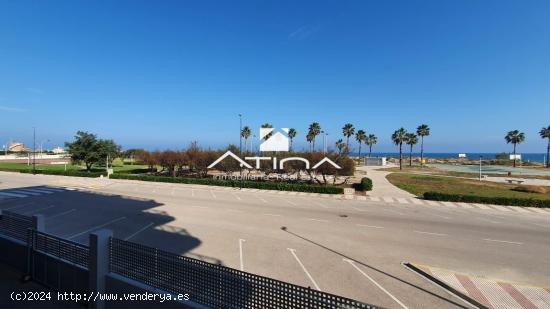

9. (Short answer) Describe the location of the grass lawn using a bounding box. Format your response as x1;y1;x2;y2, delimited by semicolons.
386;173;550;200
0;162;148;173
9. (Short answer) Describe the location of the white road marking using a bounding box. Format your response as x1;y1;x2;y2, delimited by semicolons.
263;213;282;217
288;248;321;291
47;209;76;219
283;199;297;206
10;190;41;196
352;207;369;212
369;196;381;202
239;239;246;271
383;197;394;203
124;222;154;241
210;190;216;199
171;188;175;196
226;209;243;213
5;202;35;210
191;205;209;209
67;217;126;239
315;201;328;208
232;193;241;201
483;238;522;245
413;230;447;237
257;196;268;203
23;205;55;215
0;192;28;198
427;213;450;220
191;189;195;197
356;224;384;229
385;208;405;216
532;223;550;229
306;218;329;223
344;259;409;309
396;198;409;204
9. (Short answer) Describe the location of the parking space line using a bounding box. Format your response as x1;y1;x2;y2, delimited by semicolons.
263;214;282;217
5;202;35;210
171;188;175;196
352;207;369;212
306;218;329;223
483;238;522;245
232;193;241;201
356;224;384;229
257;196;268;203
47;209;76;219
283;199;297;206
239;239;246;271
288;248;321;291
413;230;447;237
125;222;154;241
344;259;409;309
210;190;217;199
191;189;195;197
23;205;55;215
67;217;126;239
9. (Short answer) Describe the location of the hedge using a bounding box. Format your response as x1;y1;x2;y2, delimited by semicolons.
110;174;344;194
353;177;373;192
19;169;106;178
423;191;550;208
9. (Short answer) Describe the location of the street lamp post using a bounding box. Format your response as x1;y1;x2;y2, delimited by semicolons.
239;114;242;155
32;127;36;174
39;139;50;157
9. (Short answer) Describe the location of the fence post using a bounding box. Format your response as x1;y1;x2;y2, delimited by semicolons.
32;214;45;232
89;229;112;309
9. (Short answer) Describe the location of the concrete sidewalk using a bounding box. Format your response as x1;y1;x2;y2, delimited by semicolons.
356;165;415;198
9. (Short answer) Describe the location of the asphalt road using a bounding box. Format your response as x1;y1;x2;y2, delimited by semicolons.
1;172;550;309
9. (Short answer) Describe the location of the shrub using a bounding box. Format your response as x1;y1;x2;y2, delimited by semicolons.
110;174;343;194
511;185;547;194
423;191;550;208
354;177;373;191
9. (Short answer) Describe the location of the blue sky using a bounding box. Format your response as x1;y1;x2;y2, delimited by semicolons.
1;0;549;153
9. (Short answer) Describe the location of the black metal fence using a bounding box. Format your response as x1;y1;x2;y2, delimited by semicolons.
0;210;33;242
29;229;90;269
110;238;377;309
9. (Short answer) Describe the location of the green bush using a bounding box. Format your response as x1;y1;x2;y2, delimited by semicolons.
19;169;105;178
110;174;343;194
423;191;550;208
353;177;373;191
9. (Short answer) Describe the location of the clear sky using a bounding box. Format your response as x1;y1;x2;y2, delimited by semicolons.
1;0;549;153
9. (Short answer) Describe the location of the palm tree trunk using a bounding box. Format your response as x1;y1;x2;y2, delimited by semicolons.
369;145;372;157
420;136;424;167
409;145;413;166
513;143;517;168
312;140;316;152
290;139;293;152
358;143;362;157
547;138;550;168
399;143;403;170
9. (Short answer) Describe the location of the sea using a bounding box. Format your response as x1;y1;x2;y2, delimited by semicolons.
354;153;548;163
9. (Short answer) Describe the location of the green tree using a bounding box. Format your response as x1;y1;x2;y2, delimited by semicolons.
306;132;314;152
308;122;321;152
405;133;418;167
342;123;355;150
539;126;550;168
335;139;346;155
288;128;297;151
241;126;251;152
355;129;367;157
505;130;526;168
416;124;430;166
65;131;119;171
391;128;408;170
366;134;377;157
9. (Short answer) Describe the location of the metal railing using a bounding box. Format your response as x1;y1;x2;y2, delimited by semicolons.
28;229;90;269
110;237;378;309
0;210;33;242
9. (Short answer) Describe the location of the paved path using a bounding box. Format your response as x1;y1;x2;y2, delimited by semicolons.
356;165;415;198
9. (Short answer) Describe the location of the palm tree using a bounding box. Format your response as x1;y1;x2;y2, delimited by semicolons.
405;133;418;167
335;139;346;155
392;128;408;170
288;128;297;151
356;129;367;157
540;126;550;168
261;123;273;141
416;124;430;166
342;123;355;151
366;134;377;157
306;132;315;152
505;130;526;168
241;126;251;152
308;122;321;152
